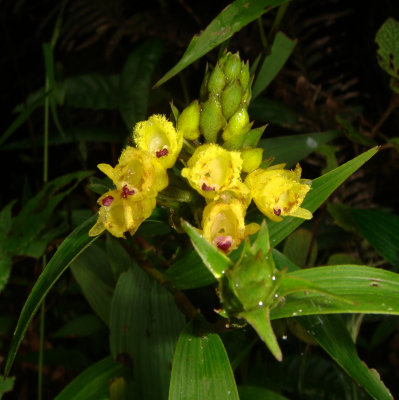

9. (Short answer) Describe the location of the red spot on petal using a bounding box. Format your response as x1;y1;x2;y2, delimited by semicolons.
202;183;215;191
121;185;135;198
102;195;114;206
274;208;281;216
156;148;169;158
216;235;232;251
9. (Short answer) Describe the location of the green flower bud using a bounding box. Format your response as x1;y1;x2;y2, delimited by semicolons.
208;63;226;95
223;53;241;82
222;105;251;142
200;95;225;143
221;80;242;120
241;147;263;173
200;64;211;102
177;100;201;140
239;61;250;92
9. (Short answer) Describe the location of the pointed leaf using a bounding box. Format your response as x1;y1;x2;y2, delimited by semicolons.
155;0;291;87
240;307;282;361
267;146;379;247
182;220;232;279
4;215;98;377
169;319;239;400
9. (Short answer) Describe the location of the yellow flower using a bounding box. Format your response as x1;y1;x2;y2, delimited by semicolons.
181;144;242;199
209;181;252;209
202;199;259;253
97;147;168;201
245;163;312;222
89;190;156;238
133;114;183;169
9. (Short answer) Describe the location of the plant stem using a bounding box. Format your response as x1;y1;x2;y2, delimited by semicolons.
257;17;268;49
370;93;399;138
267;2;289;44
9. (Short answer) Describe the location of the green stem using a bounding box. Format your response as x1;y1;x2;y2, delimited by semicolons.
267;2;289;44
257;17;268;49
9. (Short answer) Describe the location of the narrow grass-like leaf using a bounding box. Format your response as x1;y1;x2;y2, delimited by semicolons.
182;220;232;279
271;265;399;319
258;130;342;168
350;208;399;269
54;357;127;400
4;215;98;377
299;315;393;400
155;0;291;88
268;146;379;247
252;31;297;99
169;319;239;400
110;265;184;399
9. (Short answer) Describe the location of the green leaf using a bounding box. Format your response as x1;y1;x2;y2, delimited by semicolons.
119;39;163;130
164;250;217;290
271;265;399;319
252;31;297;99
53;314;104;338
282;228;317;267
350;208;399;269
238;385;289;400
65;74;119;110
106;235;131;281
267;146;379;247
4;215;98;377
299;315;393;400
70;245;114;326
258;130;342;168
249;97;299;126
0;252;12;293
375;18;399;79
0;200;17;235
169;319;239;400
336;115;377;146
0;375;15;397
240;307;282;361
54;357;127;400
182;220;232;279
110;266;184;399
155;0;291;87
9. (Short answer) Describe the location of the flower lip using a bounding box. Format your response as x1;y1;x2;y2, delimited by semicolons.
121;184;135;198
102;195;114;206
202;183;215;191
156;148;169;158
273;208;281;216
215;235;233;251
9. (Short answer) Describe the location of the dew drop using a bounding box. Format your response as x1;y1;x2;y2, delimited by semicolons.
282;334;288;340
272;276;276;281
258;301;263;306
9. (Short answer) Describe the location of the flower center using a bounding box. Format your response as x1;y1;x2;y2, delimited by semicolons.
215;235;233;251
121;184;135;198
202;183;215;191
273;208;281;216
156;148;169;158
102;195;114;206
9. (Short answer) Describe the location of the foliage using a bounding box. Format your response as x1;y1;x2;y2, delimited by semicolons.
1;1;399;399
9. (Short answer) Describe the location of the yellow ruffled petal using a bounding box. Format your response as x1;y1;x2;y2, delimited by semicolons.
98;147;168;201
202;199;246;253
181;143;242;199
245;163;312;221
133;114;183;169
89;190;156;238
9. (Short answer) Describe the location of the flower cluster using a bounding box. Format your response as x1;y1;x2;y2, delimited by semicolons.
89;52;313;252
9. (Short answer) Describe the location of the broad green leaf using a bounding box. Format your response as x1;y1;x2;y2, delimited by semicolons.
249;97;299;126
267;146;379;247
110;266;184;399
282;228;317;267
106;235;131;281
65;74;119;110
238;385;289;400
271;265;399;319
272;248;299;272
0;200;17;235
0;252;12;293
53;314;104;338
54;357;127;400
299;315;393;400
169;319;239;400
375;18;399;79
164;250;216;290
0;375;15;397
70;245;114;326
182;220;232;279
252;31;297;99
350;208;399;269
155;0;291;87
258;130;342;168
4;215;98;377
119;39;163;130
